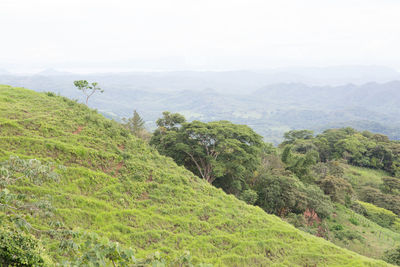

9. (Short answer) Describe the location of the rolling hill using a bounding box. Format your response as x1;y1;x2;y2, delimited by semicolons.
0;85;394;266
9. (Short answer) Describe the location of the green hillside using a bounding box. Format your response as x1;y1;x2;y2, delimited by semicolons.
0;85;393;266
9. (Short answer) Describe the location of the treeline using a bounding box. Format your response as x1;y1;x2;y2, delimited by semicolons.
290;128;400;176
148;112;400;228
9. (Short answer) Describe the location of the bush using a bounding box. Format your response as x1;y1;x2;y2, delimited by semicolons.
303;184;333;219
349;217;359;226
360;186;400;216
45;91;56;97
357;201;397;228
286;213;306;227
383;246;400;265
254;174;307;216
331;224;344;231
240;189;258;205
334;229;364;243
0;229;45;266
317;175;354;204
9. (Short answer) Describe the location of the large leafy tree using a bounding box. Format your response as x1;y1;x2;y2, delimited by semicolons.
283;130;314;145
150;112;263;186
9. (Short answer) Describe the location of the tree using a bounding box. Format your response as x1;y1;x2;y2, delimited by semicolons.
155;111;186;130
73;80;104;105
283;130;314;145
122;110;146;137
317;175;354;204
281;145;319;183
150;113;263;187
252;172;332;219
254;174;307;216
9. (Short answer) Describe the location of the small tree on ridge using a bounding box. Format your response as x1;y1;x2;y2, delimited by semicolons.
73;80;104;105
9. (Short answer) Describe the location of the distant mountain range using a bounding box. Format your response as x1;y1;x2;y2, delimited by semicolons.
1;67;400;144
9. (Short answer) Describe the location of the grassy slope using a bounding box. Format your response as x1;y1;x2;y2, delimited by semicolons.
343;164;388;189
325;204;400;260
324;164;400;260
0;85;393;266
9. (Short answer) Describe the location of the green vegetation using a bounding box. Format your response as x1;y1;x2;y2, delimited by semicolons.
73;80;104;105
0;85;395;266
122;110;150;141
358;201;398;229
0;228;45;266
150;112;263;188
384;246;400;266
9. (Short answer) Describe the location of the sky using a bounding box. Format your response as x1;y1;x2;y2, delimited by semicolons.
1;0;400;73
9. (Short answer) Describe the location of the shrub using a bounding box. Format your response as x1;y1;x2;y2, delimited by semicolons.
331;224;344;231
317;175;354;204
240;189;258;205
0;229;45;266
254;174;307;216
334;229;364;243
383;246;400;265
349;217;359;226
357;201;397;229
45;91;56;97
360;186;400;216
286;213;307;227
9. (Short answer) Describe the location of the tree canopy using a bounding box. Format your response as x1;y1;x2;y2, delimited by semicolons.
150;112;263;186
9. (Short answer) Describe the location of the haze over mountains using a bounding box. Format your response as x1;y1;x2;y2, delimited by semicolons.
2;65;400;144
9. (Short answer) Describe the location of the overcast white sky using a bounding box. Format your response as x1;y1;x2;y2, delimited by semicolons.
1;0;400;72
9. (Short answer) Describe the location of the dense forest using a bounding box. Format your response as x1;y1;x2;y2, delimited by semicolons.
0;85;399;266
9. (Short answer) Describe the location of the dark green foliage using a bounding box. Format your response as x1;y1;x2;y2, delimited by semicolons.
360;186;400;216
252;173;332;219
381;176;400;194
45;91;56;97
384;246;400;265
0;229;44;266
253;174;306;216
314;128;400;175
239;189;258;205
283;130;314;145
333;229;364;243
281;145;319;183
155;111;186;130
285;213;307;228
331;224;344;231
317;175;354;204
151;112;263;189
302;185;333;219
349;217;359;226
